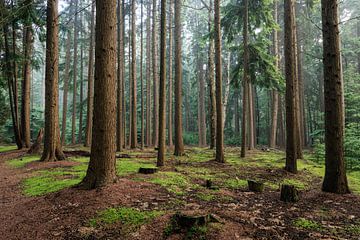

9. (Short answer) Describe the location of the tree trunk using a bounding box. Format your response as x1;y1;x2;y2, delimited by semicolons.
321;0;350;194
269;0;279;149
140;0;145;149
130;0;137;149
284;0;297;173
157;0;167;166
223;52;231;128
80;0;117;189
174;0;184;156
208;1;216;149
146;2;152;146
214;0;225;163
78;9;84;144
21;13;33;148
41;0;65;162
85;1;95;147
152;0;159;147
167;0;174;147
198;57;206;147
71;0;79;145
61;30;72;145
241;0;249;158
248;84;255;150
234;88;240;135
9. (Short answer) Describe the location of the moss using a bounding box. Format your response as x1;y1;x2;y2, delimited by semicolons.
0;145;17;152
149;172;197;195
7;155;40;168
186;225;208;240
223;178;247;189
116;159;156;176
89;207;163;228
293;218;322;231
281;178;308;190
196;192;216;201
344;224;360;234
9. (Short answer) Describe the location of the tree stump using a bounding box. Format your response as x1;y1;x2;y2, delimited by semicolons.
172;212;211;229
280;184;299;202
248;180;265;193
138;167;158;174
27;128;44;154
205;179;219;190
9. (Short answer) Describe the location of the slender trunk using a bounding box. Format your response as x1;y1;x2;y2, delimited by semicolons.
85;1;95;147
78;10;84;144
234;88;240;135
71;0;79;145
241;0;249;158
167;0;174;147
21;17;33;148
152;0;159;147
157;0;167;166
223;52;231;127
140;0;145;149
198;57;206;147
174;0;184;156
41;0;65;162
214;0;225;163
128;14;132;147
208;1;216;149
130;0;137;149
358;21;360;74
61;31;72;145
321;0;350;194
80;0;117;189
146;2;152;146
248;84;255;149
284;0;297;173
277;96;285;148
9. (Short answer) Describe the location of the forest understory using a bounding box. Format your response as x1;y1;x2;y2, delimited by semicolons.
1;146;359;240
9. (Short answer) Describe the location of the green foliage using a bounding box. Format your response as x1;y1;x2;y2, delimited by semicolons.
89;207;163;228
293;218;322;231
224;178;247;189
0;145;17;153
149;172;197;195
7;155;39;168
117;159;156;176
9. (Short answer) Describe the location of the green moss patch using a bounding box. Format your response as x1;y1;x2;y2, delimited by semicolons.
0;145;17;152
149;172;197;195
117;159;156;176
7;155;40;168
293;218;322;231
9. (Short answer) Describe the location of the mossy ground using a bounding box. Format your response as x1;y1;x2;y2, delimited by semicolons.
0;145;17;152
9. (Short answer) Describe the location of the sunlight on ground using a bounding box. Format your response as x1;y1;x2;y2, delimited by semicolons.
0;145;17;153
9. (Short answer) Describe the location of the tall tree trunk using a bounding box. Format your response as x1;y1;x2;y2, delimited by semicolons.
21;14;33;148
80;0;117;189
157;0;167;166
223;52;231;127
248;84;255;149
78;10;84;144
214;0;225;163
152;0;159;147
241;0;249;158
198;57;206;147
234;88;240;135
321;0;350;194
130;0;137;149
146;2;152;146
61;31;72;145
140;0;145;149
167;0;174;147
41;0;65;162
358;20;360;74
208;0;216;149
277;96;285;148
284;0;297;173
269;0;279;149
85;1;95;147
71;0;79;145
174;0;184;156
128;13;132;148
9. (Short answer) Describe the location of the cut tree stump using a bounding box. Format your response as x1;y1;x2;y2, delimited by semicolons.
138;167;158;174
248;180;264;193
172;212;211;229
280;184;299;202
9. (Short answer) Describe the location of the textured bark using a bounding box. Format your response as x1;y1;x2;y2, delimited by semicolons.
61;31;72;145
78;9;84;144
80;0;117;189
128;13;132;147
208;1;216;149
241;0;249;158
85;1;95;147
21;14;33;148
284;0;297;173
248;84;255;149
234;89;240;135
41;0;65;162
140;0;145;149
157;0;167;166
277;96;285;148
152;0;159;147
321;0;350;194
358;21;360;74
71;0;79;145
198;57;207;147
146;2;152;146
130;0;137;149
223;52;231;127
174;0;184;156
167;0;174;147
214;0;225;163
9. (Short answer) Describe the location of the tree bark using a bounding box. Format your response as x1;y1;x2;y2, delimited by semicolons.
41;0;65;162
61;30;72;145
223;52;231;128
146;2;152;146
152;0;159;147
140;0;145;149
284;0;297;173
208;0;216;149
167;0;174;147
71;0;79;145
248;84;255;150
321;0;350;194
157;0;167;166
85;1;95;147
21;11;33;148
198;57;206;147
174;0;184;156
78;9;84;144
130;0;137;149
214;0;225;163
80;0;117;189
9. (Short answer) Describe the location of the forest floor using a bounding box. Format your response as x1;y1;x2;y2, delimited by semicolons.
0;146;360;240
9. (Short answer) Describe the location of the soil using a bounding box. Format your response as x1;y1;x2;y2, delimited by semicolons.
0;149;359;240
